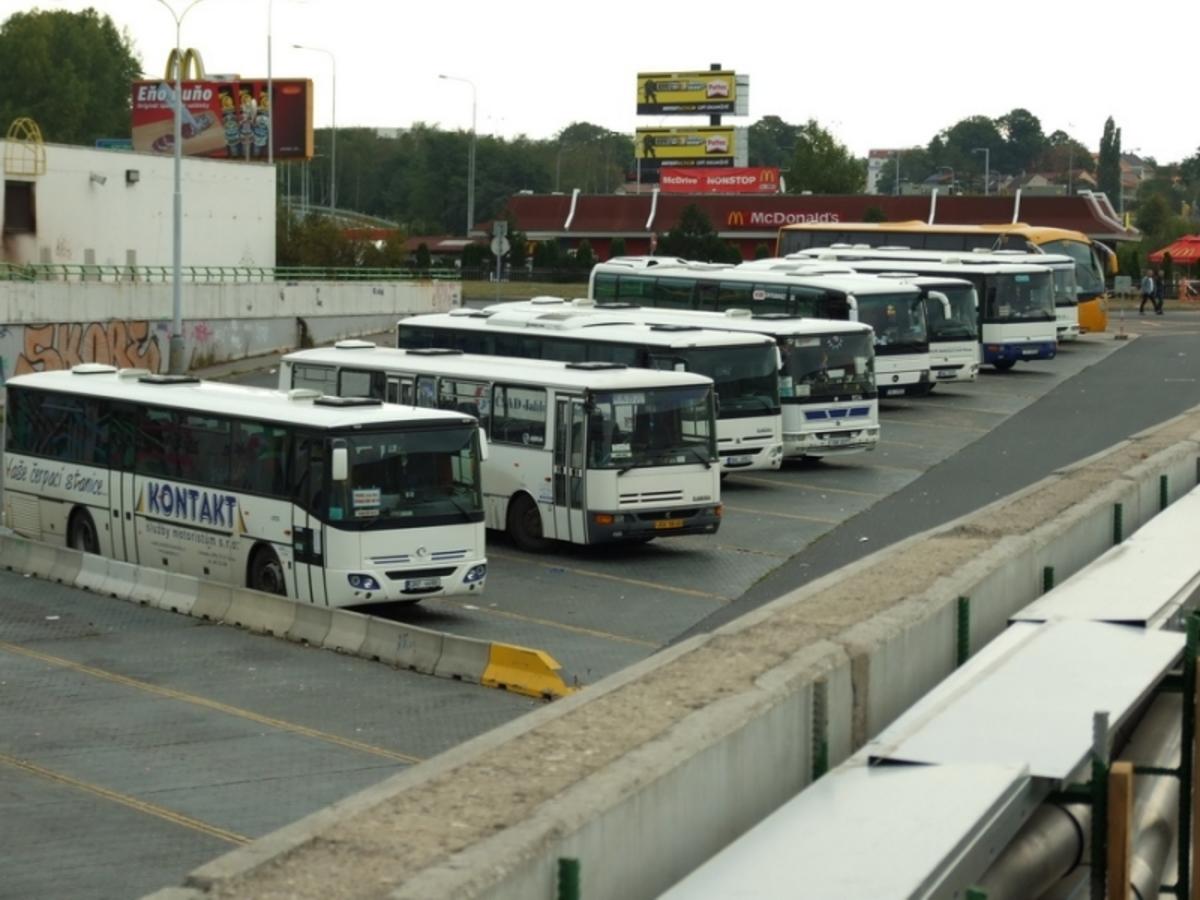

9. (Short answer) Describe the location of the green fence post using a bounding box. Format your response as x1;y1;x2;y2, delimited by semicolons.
557;858;580;900
1090;711;1110;900
1178;616;1198;900
812;679;829;781
965;889;988;900
956;596;970;667
1113;503;1124;544
1160;474;1169;512
1042;566;1055;594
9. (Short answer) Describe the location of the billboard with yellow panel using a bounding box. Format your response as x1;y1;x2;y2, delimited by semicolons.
637;71;737;115
635;127;741;168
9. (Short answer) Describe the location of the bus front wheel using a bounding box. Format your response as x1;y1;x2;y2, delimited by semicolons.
507;495;549;553
67;509;100;554
248;546;287;596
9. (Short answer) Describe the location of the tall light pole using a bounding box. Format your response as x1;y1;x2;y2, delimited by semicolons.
973;147;990;196
439;74;476;236
266;0;273;165
294;44;336;211
156;0;206;375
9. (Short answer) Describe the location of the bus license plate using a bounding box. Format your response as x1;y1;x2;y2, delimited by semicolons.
937;370;956;379
724;455;752;466
828;435;850;446
654;518;684;530
405;577;441;591
1022;348;1039;356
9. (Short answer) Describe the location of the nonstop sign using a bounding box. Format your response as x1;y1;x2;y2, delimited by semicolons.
659;167;780;194
636;71;738;115
131;78;314;160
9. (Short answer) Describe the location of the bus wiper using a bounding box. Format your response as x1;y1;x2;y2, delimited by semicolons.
686;446;713;469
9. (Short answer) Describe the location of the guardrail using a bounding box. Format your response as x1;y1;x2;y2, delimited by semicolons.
0;263;461;284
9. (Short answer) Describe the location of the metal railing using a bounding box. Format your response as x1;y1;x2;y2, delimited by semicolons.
0;262;461;284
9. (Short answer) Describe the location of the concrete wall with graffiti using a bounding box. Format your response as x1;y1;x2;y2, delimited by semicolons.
0;279;461;392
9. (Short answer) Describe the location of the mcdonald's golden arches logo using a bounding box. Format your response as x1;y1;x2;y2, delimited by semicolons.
727;211;746;227
761;168;778;183
164;47;206;81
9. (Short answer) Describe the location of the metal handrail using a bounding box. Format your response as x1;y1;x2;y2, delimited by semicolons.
0;263;461;284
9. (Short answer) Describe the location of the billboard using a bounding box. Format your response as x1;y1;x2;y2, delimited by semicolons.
659;167;780;194
635;127;746;169
636;71;738;115
131;78;314;160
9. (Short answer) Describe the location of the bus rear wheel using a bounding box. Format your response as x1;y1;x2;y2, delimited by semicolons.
992;359;1016;371
507;495;549;553
248;546;287;596
67;509;100;554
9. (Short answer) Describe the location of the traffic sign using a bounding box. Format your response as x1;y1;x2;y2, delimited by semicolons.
490;236;511;256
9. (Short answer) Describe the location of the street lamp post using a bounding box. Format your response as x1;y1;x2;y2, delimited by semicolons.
973;147;990;196
439;74;477;236
294;44;336;210
156;0;206;375
266;0;273;165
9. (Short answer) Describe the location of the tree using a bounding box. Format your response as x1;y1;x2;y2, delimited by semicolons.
414;243;432;270
747;116;798;168
787;120;864;194
996;108;1046;174
873;147;933;195
657;204;733;261
754;242;772;259
1135;194;1170;236
1097;117;1122;201
933;116;1004;189
609;237;627;258
863;206;888;222
573;239;595;271
0;8;141;145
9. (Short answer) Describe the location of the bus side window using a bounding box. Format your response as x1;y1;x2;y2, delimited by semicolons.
339;368;383;399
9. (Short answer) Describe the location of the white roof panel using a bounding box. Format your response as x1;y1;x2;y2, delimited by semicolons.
660;762;1032;900
865;620;1183;780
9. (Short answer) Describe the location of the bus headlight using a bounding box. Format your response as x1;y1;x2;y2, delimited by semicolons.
463;564;487;584
348;573;381;591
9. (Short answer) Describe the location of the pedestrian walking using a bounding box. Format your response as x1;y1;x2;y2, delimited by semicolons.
1154;270;1166;314
1140;271;1156;314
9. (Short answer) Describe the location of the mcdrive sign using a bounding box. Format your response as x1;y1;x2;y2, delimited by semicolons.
659;167;780;194
131;78;314;160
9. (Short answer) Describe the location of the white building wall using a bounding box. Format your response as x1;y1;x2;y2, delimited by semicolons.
1;141;274;268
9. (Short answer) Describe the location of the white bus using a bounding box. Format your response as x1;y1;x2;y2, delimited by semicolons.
2;367;488;607
789;248;1059;370
279;344;724;551
395;309;784;473
588;257;934;396
486;297;880;460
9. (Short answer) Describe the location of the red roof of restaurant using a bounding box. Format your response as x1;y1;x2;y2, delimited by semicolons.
501;191;1138;244
1149;235;1200;264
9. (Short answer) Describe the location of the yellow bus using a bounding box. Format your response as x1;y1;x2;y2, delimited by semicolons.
775;221;1115;333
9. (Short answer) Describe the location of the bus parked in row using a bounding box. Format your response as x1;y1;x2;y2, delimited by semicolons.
588;257;933;396
279;344;724;551
774;220;1111;333
486;297;881;459
787;248;1059;370
395;308;784;473
3;367;488;606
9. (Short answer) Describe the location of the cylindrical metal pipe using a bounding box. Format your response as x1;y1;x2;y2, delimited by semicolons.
974;803;1090;900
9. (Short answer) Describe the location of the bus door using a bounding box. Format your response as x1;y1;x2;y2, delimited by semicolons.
552;395;587;542
385;375;416;405
291;434;329;605
113;405;138;563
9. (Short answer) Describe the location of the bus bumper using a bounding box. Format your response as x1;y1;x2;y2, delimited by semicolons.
984;341;1057;365
931;362;979;383
334;560;489;605
586;505;723;542
719;442;783;472
785;426;879;458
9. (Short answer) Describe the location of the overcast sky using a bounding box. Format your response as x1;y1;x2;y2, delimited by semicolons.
6;0;1197;164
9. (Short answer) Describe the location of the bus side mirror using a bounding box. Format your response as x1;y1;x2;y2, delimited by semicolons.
929;290;952;318
331;442;349;482
478;427;490;462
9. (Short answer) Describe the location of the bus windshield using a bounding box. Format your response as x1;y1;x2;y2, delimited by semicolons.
927;284;979;341
854;293;928;354
1041;239;1103;298
780;331;874;400
332;425;482;527
659;345;780;417
588;385;716;470
1051;267;1078;307
983;271;1055;322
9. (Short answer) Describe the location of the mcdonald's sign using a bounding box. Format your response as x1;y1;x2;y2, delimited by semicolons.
659;167;781;194
727;211;746;227
131;53;314;160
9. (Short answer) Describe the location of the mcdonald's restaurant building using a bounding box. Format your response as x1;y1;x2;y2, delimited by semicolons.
501;191;1138;260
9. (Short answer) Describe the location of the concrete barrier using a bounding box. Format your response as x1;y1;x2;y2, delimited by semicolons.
158;572;200;615
221;588;297;637
286;603;333;647
0;532;33;573
432;634;492;685
322;609;369;655
128;566;168;607
73;553;110;595
189;580;234;621
392;624;447;675
482;644;574;700
100;559;142;599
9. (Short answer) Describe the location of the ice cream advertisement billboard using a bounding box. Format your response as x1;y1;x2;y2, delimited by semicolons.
131;78;314;160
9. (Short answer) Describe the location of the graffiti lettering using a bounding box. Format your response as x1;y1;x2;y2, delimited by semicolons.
15;320;163;375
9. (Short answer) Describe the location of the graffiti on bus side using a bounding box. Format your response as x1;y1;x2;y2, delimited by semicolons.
13;320;164;376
